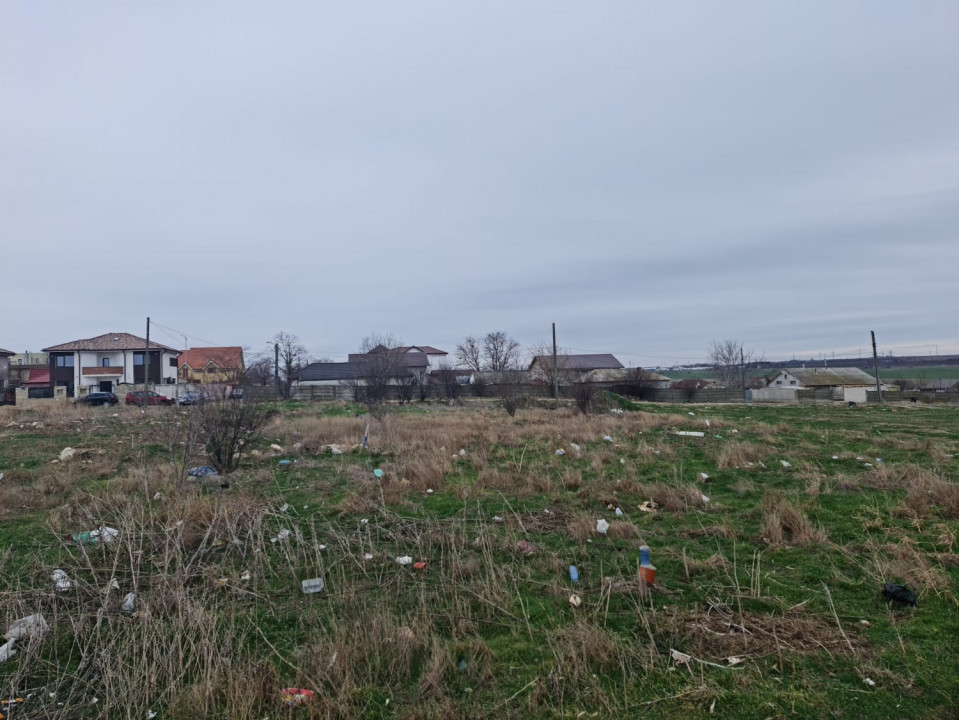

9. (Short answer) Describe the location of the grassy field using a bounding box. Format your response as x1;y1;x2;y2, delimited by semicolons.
1;397;957;719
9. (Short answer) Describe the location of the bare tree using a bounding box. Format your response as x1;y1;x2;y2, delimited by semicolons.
241;354;274;387
455;336;482;372
272;332;310;399
528;340;571;391
435;362;462;402
483;331;521;372
617;367;660;401
708;339;761;394
490;366;526;416
351;334;410;409
570;378;599;414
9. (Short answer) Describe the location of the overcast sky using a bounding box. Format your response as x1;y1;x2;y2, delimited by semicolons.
3;2;957;367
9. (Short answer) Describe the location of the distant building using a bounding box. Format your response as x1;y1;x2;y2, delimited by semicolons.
921;379;959;393
766;367;883;403
178;347;245;384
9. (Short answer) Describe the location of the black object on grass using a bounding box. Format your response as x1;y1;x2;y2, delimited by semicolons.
882;583;917;607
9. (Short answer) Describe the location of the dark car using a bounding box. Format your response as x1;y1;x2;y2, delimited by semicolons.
125;391;174;406
178;392;205;406
76;392;119;406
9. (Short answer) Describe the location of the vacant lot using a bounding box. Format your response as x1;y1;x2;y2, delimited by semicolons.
1;398;957;719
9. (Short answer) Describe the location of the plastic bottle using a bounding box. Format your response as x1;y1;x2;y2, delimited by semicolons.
568;565;579;583
639;545;656;585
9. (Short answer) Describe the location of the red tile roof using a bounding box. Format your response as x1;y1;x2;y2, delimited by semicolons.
43;332;178;352
178;346;244;370
25;368;50;386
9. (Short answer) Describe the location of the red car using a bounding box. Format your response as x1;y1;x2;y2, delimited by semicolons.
125;391;174;406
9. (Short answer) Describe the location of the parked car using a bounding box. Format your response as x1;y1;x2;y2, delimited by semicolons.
125;390;174;406
76;392;119;406
178;392;205;406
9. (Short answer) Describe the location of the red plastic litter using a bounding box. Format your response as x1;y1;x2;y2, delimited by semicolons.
413;562;427;570
280;688;315;706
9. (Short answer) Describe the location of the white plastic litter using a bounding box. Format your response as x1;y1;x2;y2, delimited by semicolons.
701;494;710;503
492;515;504;523
459;448;466;457
705;419;710;427
121;593;136;612
831;456;839;460
240;570;251;581
864;678;876;687
363;553;374;560
360;518;369;525
270;444;284;452
568;594;582;608
0;639;16;662
555;449;566;456
396;556;413;566
603;435;613;443
570;443;581;454
596;518;610;535
271;529;292;543
59;447;75;462
301;577;325;594
675;431;705;438
614;507;624;516
52;569;71;592
699;472;709;481
688;412;695;416
5;614;49;642
279;503;290;512
780;460;791;468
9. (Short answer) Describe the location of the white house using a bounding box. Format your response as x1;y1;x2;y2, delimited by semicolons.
766;367;882;403
42;332;180;397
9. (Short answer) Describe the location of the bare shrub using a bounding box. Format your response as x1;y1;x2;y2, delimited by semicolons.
717;441;764;469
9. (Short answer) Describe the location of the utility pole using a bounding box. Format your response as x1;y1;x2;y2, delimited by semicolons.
740;346;746;396
144;317;151;391
274;342;280;396
871;330;882;404
551;323;558;402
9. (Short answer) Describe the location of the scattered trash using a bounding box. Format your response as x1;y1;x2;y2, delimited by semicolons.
859;619;870;626
705;419;710;427
280;688;316;706
701;493;710;503
330;446;343;455
72;527;119;546
730;429;738;434
0;472;3;482
0;639;16;662
52;570;71;592
300;578;325;594
492;516;504;523
101;578;120;594
459;448;466;457
671;649;691;665
278;459;293;466
674;431;705;438
59;447;75;462
373;468;384;478
555;449;566;456
864;677;876;687
699;472;710;482
517;540;534;554
279;503;290;512
831;456;839;460
882;583;917;607
568;594;582;608
863;463;873;468
596;518;610;535
270;529;292;543
619;458;625;464
360;518;369;525
413;562;427;570
396;556;413;566
426;489;434;494
780;460;791;468
270;444;284;452
875;458;883;464
240;570;251;581
614;507;624;516
714;435;723;439
187;466;218;477
4;614;49;642
856;456;863;461
121;593;136;612
638;500;658;513
457;658;468;671
363;553;374;560
568;565;579;583
603;435;613;443
569;443;581;454
687;412;695;416
726;656;744;666
152;491;163;501
639;545;656;585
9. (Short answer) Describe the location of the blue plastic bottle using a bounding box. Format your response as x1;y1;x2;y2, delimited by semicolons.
568;565;579;583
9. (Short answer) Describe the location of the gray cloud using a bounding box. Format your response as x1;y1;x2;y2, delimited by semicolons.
2;2;957;366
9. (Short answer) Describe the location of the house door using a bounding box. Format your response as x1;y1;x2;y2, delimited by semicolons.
99;380;113;392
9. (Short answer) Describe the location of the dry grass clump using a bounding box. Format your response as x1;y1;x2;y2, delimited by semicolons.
717;441;764;469
860;538;951;594
635;440;674;460
635;482;709;512
901;469;959;519
760;492;826;546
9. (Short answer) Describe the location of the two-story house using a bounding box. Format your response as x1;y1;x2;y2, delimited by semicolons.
42;332;180;397
177;347;245;384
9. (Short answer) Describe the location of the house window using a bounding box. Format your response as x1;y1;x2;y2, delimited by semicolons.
133;354;144;366
776;380;782;385
789;380;796;385
17;359;22;365
35;358;41;364
207;367;218;374
169;357;177;367
102;358;110;368
55;355;75;368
